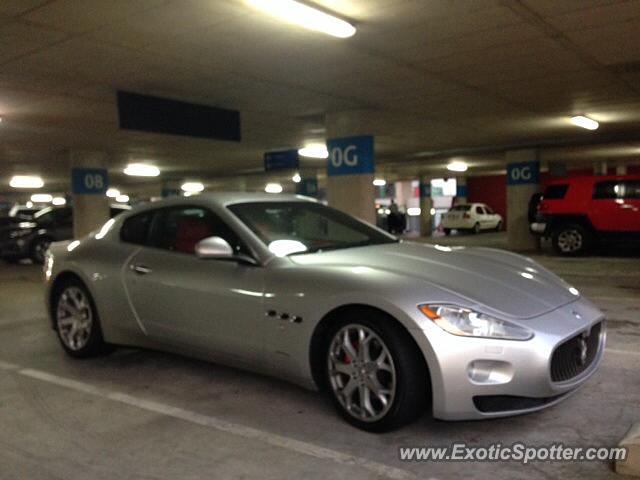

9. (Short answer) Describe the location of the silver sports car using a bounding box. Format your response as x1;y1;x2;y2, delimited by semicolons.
44;193;605;431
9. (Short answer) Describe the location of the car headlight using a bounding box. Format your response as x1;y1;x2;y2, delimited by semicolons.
418;304;533;341
10;229;32;239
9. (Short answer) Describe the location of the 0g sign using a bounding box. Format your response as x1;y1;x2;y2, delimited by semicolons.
507;161;539;186
71;168;109;195
326;135;374;177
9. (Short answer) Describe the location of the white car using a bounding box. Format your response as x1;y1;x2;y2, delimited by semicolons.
441;203;502;234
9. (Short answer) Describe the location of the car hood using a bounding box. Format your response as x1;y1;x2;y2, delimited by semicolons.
289;241;578;319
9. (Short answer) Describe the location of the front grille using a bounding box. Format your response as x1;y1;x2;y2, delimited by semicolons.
551;321;602;382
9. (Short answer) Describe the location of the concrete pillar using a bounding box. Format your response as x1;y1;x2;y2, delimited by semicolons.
70;151;110;239
455;176;467;205
616;163;628;175
506;149;540;251
325;113;375;224
593;160;608;176
419;178;433;237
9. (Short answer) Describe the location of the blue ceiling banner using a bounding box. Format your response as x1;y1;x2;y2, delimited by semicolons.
264;149;299;171
419;181;431;199
327;135;374;176
296;178;318;197
71;168;109;195
507;161;540;185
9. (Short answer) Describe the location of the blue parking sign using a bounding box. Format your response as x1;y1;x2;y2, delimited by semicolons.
507;161;539;185
72;168;109;195
327;136;374;176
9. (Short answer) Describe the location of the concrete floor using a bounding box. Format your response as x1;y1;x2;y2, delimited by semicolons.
1;240;639;480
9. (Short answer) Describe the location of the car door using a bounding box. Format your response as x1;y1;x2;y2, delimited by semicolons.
483;205;499;228
591;180;640;232
122;205;266;367
474;205;487;229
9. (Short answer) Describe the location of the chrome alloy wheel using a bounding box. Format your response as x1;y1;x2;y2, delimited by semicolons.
557;229;582;253
56;286;93;351
327;324;397;422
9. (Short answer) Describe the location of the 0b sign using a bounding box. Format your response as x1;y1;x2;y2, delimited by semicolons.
507;161;539;186
327;135;374;176
72;168;109;195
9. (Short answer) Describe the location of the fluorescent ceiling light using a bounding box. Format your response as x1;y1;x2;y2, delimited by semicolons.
298;143;328;159
292;173;301;183
10;175;44;189
106;188;120;198
31;193;52;203
124;163;160;177
181;182;204;193
570;115;599;130
446;161;468;172
265;183;283;194
52;197;66;206
247;0;356;38
26;201;33;208
116;194;130;203
373;178;386;186
407;207;421;216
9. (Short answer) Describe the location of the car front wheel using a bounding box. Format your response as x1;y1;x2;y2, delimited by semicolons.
53;279;109;358
552;223;589;255
325;314;428;432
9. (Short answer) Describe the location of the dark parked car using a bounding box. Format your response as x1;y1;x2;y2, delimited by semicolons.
0;205;129;263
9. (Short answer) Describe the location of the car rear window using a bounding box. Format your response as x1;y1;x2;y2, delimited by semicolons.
543;184;568;200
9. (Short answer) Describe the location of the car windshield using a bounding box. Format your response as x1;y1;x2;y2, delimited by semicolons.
228;201;397;256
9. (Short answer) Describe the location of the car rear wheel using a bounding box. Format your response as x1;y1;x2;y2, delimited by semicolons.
325;313;428;432
495;221;503;231
552;223;589;256
30;237;52;264
53;279;109;358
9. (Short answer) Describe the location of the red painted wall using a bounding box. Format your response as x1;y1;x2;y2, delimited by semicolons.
466;175;507;223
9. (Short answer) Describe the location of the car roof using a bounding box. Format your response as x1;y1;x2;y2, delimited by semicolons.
121;192;316;215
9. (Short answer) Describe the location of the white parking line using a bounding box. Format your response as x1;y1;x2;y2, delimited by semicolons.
2;362;429;480
606;348;640;357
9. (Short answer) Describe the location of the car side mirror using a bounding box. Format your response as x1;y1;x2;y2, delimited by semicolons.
195;236;234;259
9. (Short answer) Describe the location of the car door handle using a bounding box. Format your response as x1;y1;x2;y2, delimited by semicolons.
130;264;152;275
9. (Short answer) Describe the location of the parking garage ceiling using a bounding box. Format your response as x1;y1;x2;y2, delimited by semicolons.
1;0;640;189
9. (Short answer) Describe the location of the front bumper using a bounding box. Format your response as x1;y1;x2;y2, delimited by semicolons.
409;298;605;420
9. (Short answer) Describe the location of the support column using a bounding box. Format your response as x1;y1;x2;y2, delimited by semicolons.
506;149;540;251
419;177;433;237
593;160;608;176
616;162;628;175
70;151;110;239
325;113;375;224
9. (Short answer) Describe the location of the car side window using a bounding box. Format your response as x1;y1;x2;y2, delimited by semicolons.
149;206;249;256
484;206;494;214
475;206;483;215
622;181;640;199
121;212;153;245
593;181;619;199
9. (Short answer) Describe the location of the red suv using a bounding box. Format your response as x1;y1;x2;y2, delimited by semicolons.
531;174;640;255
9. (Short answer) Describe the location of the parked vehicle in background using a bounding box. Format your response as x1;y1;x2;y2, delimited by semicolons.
441;203;502;235
8;204;42;219
531;175;640;255
0;205;129;263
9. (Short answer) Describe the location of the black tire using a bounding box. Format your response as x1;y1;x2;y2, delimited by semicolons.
52;278;110;358
443;228;451;236
323;310;429;432
29;236;52;264
552;223;589;256
495;221;503;232
473;222;481;234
